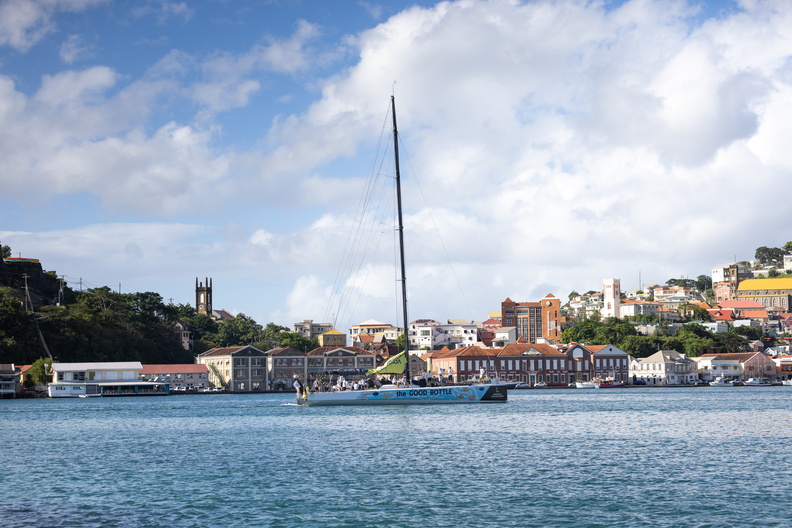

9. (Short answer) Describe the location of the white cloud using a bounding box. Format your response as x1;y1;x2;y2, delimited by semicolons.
0;0;107;52
5;0;792;327
59;34;93;64
131;1;193;25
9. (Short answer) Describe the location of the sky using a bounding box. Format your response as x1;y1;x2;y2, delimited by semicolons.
2;0;792;334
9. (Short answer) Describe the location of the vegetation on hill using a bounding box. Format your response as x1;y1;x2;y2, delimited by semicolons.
561;316;766;357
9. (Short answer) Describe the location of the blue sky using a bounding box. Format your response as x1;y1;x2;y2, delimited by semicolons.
2;0;791;333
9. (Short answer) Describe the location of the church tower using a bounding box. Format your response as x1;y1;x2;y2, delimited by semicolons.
603;278;621;319
196;277;213;316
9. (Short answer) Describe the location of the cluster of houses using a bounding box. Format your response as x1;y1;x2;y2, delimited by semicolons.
6;262;792;398
3;337;790;398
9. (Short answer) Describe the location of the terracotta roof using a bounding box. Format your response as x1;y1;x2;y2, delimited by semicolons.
698;352;765;361
740;309;768;318
500;343;565;356
719;300;764;309
140;364;208;374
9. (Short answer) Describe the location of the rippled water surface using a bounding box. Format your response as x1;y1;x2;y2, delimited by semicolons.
2;387;791;527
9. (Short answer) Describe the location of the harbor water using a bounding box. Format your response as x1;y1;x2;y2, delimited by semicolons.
2;387;791;527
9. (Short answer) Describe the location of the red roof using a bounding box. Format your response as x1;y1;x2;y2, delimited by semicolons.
140;364;208;374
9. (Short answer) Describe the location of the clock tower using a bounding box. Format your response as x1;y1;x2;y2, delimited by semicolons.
196;277;213;317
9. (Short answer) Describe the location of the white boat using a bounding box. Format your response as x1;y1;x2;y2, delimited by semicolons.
782;380;792;386
575;381;597;389
709;377;732;387
744;378;771;386
297;97;507;407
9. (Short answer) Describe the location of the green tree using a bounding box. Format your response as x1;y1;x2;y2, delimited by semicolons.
784;241;792;254
275;332;318;353
755;246;784;267
213;313;265;346
593;318;637;344
1;244;10;258
561;319;602;343
28;357;53;385
695;275;712;292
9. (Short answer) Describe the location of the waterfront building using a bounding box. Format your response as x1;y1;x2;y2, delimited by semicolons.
630;350;698;385
500;295;562;344
691;355;742;382
139;364;209;391
697;352;776;381
0;363;16;398
197;346;268;392
48;362;170;397
305;346;377;382
293;320;334;340
267;346;308;390
587;344;630;382
772;355;792;380
501;343;569;386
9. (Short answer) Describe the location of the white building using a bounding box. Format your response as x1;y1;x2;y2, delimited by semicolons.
48;362;170;397
630;350;698;385
691;355;742;382
349;320;402;341
409;319;479;350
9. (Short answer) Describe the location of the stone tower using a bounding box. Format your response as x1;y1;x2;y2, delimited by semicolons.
603;278;621;319
195;277;213;316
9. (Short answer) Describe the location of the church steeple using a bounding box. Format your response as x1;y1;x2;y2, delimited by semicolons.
196;277;212;316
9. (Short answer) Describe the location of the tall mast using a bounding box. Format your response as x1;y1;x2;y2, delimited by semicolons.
391;95;410;382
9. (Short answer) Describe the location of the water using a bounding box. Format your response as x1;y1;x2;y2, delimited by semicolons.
2;387;791;527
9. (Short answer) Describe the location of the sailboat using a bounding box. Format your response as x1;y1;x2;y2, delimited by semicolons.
297;96;508;406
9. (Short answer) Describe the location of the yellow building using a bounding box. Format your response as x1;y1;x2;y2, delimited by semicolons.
318;329;346;347
736;277;792;310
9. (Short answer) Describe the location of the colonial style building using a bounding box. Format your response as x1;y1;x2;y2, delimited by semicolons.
267;346;308;391
630;350;698;385
305;346;377;382
197;346;268;392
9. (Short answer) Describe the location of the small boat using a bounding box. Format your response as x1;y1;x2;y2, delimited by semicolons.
297;96;507;407
596;379;626;389
744;378;771;386
782;380;792;386
709;377;732;387
575;381;597;389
